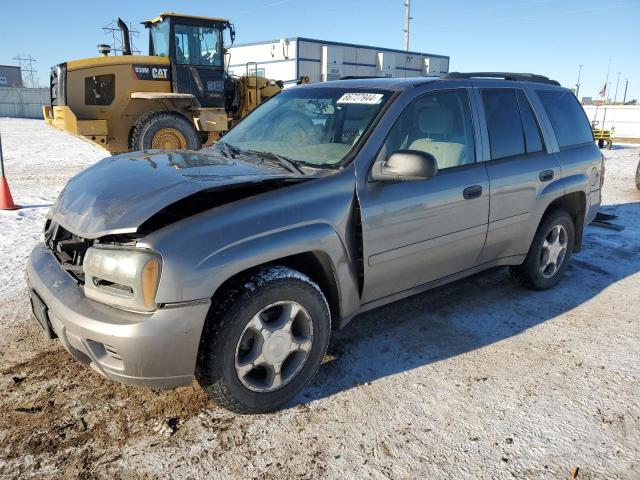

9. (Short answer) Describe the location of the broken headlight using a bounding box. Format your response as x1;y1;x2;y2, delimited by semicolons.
83;246;162;312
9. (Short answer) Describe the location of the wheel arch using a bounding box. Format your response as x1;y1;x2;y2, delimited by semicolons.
541;190;587;251
209;251;344;330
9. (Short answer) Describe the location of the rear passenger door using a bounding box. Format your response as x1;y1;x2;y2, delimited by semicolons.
476;88;561;263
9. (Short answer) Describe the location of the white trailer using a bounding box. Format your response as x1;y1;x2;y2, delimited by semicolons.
227;37;449;85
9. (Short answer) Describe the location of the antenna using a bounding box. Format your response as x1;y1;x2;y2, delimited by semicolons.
403;0;412;51
102;19;140;55
12;54;38;88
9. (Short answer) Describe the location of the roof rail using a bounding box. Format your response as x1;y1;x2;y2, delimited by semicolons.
441;72;561;86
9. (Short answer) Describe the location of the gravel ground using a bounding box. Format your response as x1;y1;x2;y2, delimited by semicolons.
0;119;639;479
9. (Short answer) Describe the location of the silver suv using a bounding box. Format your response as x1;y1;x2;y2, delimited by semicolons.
27;73;603;413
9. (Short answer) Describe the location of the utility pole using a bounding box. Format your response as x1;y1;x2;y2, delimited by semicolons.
603;58;611;104
622;79;629;104
404;0;411;51
613;71;622;104
575;64;583;98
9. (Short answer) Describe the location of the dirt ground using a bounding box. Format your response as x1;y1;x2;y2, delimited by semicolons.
0;119;639;479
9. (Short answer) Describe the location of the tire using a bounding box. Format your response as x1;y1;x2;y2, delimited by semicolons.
635;159;640;191
130;111;201;151
196;266;331;414
597;139;605;149
510;209;575;290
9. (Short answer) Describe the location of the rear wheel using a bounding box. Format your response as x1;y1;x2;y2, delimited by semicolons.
510;209;575;290
196;266;331;414
130;111;201;151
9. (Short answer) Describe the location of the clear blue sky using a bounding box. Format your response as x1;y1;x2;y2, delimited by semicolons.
1;0;638;100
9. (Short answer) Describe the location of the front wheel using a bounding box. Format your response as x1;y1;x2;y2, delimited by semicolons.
510;210;575;290
635;159;640;191
196;266;331;414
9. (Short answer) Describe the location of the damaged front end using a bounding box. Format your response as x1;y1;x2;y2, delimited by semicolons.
42;149;310;311
47;149;309;240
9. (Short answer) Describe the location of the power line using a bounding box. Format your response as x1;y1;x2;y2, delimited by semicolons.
102;19;140;55
12;54;39;88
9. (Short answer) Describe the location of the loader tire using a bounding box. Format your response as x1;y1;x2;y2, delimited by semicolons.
130;111;201;151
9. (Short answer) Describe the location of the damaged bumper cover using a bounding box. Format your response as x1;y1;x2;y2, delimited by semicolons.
26;243;210;389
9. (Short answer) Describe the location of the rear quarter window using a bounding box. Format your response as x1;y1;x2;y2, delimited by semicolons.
536;90;593;148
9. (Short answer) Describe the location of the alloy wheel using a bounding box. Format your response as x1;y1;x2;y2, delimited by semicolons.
234;301;313;392
539;224;568;278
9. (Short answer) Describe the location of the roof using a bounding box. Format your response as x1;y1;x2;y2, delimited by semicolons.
295;75;566;91
442;72;560;86
144;12;229;25
299;77;435;90
231;37;449;60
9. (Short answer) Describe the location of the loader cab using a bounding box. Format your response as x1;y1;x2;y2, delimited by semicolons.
144;13;235;108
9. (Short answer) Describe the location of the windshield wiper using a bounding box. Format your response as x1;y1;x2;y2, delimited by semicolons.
246;150;305;175
216;141;243;159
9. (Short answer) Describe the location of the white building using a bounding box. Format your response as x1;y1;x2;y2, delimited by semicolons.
227;37;449;85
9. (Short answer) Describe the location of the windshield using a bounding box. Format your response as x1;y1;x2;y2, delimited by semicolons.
149;21;170;56
219;87;392;167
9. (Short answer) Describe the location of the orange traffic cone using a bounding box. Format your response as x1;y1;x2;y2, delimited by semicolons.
0;175;19;210
0;131;19;210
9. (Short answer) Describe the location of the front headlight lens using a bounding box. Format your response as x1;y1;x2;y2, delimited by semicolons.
83;246;162;312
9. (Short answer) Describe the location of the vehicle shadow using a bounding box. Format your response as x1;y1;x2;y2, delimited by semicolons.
299;201;640;404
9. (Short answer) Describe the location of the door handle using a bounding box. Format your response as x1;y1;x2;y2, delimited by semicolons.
463;185;483;199
539;170;554;182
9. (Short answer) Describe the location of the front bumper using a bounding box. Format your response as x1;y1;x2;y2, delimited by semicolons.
26;243;211;389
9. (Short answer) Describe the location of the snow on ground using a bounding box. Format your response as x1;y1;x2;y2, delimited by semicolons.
0;119;639;479
0;119;104;305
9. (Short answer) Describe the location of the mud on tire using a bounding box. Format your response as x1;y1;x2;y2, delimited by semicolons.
196;266;331;414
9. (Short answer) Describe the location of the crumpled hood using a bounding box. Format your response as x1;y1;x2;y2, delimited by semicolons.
48;149;298;239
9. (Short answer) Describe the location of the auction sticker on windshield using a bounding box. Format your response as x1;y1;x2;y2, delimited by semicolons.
337;93;384;104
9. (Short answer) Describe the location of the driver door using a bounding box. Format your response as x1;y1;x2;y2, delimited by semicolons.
172;22;226;108
357;88;490;303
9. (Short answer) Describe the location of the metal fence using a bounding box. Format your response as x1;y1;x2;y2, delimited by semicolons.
0;87;49;119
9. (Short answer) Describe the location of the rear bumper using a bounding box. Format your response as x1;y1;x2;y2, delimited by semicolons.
26;243;211;389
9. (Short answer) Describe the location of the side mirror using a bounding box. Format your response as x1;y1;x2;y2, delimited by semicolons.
372;150;438;182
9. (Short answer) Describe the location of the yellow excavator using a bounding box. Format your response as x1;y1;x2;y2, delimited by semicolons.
43;13;305;154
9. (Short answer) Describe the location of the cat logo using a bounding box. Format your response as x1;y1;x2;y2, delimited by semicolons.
152;67;168;80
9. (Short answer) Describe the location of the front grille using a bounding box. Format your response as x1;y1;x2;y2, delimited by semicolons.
44;220;93;283
50;63;67;106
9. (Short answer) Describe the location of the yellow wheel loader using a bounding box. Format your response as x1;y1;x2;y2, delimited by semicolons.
43;13;304;154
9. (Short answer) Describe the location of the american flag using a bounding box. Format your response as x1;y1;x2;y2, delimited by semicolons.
599;83;607;98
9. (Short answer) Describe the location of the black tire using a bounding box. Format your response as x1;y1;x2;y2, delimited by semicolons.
635;159;640;191
597;139;605;149
196;266;331;414
510;209;575;290
129;111;201;151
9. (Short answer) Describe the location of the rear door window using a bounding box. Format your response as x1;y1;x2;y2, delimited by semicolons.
515;90;543;153
481;89;525;160
536;90;593;148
